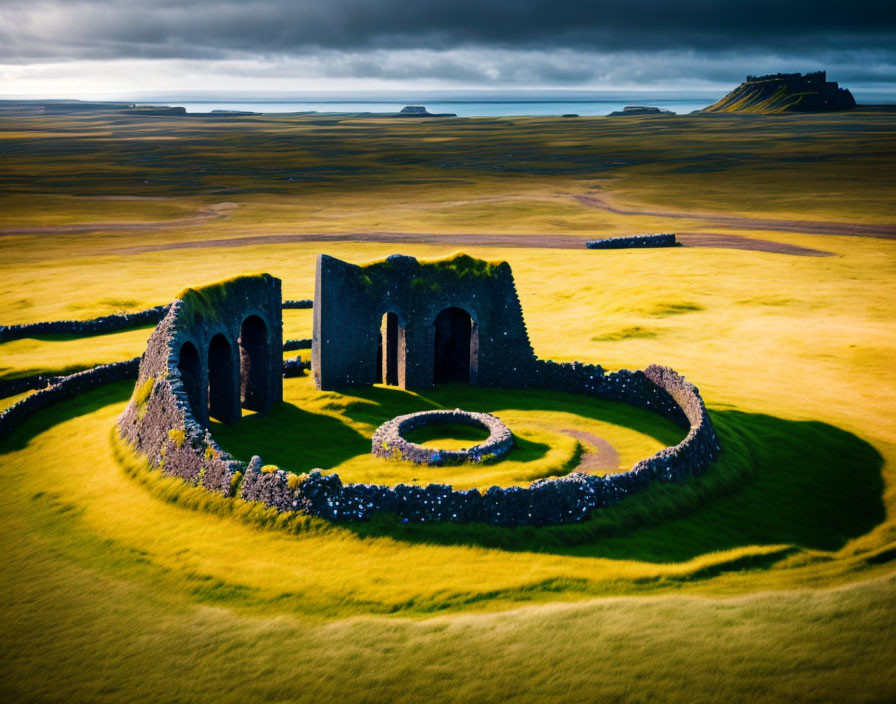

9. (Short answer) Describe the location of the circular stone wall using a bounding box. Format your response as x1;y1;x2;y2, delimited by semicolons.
372;409;513;465
113;271;721;527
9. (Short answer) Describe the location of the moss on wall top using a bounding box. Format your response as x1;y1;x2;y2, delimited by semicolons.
359;252;506;280
174;273;278;328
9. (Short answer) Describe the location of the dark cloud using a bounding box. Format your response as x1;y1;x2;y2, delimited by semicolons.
0;0;893;90
1;0;894;60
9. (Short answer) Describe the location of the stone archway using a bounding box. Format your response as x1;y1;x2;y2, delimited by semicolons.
433;307;477;384
177;340;202;417
377;311;405;386
239;315;271;412
208;333;239;423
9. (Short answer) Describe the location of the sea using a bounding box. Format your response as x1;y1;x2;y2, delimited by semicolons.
141;99;717;117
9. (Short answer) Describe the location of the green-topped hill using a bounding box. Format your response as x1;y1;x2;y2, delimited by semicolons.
702;71;856;114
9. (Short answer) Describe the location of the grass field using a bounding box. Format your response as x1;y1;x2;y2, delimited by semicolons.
1;108;895;702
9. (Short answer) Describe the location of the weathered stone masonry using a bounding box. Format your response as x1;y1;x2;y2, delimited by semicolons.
313;253;533;390
372;410;514;465
113;258;720;526
118;274;283;495
0;304;170;342
586;234;677;249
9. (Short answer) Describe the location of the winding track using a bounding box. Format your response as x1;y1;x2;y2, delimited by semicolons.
109;230;834;257
573;193;896;240
10;189;896;255
561;429;622;472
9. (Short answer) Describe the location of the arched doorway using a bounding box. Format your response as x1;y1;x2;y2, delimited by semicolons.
177;341;202;417
378;312;404;386
433;307;477;384
208;333;238;423
239;315;270;412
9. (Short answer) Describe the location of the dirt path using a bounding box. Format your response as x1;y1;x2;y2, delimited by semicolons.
561;429;621;473
110;230;833;257
573;193;896;239
3;191;891;244
677;232;832;256
0;202;238;235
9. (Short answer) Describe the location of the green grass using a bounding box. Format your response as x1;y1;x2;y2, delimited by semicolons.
0;109;894;702
0;379;894;702
0;326;153;381
210;378;679;489
405;422;491;450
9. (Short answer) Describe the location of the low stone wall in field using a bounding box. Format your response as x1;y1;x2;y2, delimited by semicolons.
283;357;311;377
235;361;719;526
283;338;312;351
0;373;55;398
282;299;313;309
0;359;140;439
1;297;315;345
586;234;677;249
0;305;170;342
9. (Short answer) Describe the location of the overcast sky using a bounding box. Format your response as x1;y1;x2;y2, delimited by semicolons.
1;0;894;97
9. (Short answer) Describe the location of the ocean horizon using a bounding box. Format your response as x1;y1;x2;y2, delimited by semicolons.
141;98;715;116
135;91;896;117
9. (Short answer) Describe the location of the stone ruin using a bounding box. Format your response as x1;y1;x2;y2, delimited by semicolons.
111;253;721;526
586;234;677;249
313;253;533;390
371;409;514;465
118;274;283;494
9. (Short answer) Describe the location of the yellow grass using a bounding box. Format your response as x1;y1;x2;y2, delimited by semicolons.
1;109;894;702
210;376;678;489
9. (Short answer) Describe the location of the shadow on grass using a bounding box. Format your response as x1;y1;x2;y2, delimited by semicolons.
209;403;370;472
342;409;885;562
0;380;134;453
2;382;885;566
4;324;156;343
211;382;682;474
210;381;885;561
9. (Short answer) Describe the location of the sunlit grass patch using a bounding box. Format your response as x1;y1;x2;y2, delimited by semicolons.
649;301;704;316
0;326;154;380
591;326;658;342
0;108;895;702
404;421;490;450
210;376;677;489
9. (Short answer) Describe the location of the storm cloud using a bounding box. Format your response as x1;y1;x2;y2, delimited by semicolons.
0;0;894;92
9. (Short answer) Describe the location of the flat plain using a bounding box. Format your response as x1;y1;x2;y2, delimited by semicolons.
1;107;895;703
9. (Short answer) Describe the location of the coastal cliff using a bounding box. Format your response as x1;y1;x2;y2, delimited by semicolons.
702;71;856;113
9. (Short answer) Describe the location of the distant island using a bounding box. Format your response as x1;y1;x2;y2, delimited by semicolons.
397;105;456;118
702;71;856;113
608;106;675;117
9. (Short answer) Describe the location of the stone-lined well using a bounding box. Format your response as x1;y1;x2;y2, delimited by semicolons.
372;409;513;465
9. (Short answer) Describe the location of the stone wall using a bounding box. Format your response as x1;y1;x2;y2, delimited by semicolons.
230;362;718;526
586;234;677;249
0;359;140;439
283;357;311;377
0;372;55;398
111;259;721;528
118;274;283;496
313;253;534;390
283;338;312;351
372;410;514;465
0;305;170;342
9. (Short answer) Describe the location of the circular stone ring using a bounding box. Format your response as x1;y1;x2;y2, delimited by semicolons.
371;409;513;465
